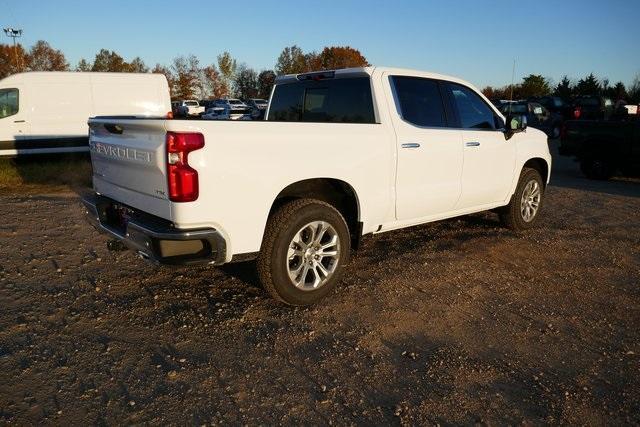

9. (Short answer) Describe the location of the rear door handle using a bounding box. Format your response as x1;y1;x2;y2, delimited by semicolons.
465;141;480;147
13;120;26;123
401;143;421;149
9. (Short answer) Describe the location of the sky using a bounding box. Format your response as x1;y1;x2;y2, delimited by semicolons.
2;0;640;89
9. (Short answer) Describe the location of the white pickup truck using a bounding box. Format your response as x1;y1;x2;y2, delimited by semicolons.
83;67;551;305
174;100;205;117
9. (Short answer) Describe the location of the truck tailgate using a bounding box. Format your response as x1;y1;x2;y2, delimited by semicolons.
88;118;171;219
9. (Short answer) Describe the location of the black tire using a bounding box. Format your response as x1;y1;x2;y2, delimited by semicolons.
499;168;544;231
256;199;351;306
579;157;614;180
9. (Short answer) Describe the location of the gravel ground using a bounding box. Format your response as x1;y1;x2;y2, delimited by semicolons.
1;145;639;425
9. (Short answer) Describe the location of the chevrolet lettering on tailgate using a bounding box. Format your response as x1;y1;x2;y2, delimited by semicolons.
90;141;153;163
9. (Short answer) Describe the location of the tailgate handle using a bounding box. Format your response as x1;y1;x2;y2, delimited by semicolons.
104;124;124;135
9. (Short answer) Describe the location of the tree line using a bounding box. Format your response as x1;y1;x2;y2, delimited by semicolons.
482;73;640;104
0;40;368;101
2;40;638;103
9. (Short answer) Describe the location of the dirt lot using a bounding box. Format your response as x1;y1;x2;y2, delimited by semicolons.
1;147;639;425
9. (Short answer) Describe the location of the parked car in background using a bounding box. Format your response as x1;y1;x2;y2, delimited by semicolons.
572;96;613;120
530;96;573;121
83;66;550;305
559;115;639;180
199;100;217;111
245;98;269;119
0;72;170;156
499;101;563;138
201;105;252;121
201;106;226;120
174;100;205;117
171;101;181;116
213;99;253;120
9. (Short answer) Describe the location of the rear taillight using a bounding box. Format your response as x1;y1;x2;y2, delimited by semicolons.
573;107;581;119
166;132;204;202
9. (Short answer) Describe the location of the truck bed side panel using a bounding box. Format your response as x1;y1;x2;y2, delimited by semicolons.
165;120;396;256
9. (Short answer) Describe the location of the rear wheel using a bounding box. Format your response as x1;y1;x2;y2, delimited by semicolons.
257;199;350;306
499;168;544;231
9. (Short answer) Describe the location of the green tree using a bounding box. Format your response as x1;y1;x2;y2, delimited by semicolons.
91;49;129;72
575;73;601;96
257;70;276;99
275;45;307;75
481;86;497;99
26;40;68;71
128;57;148;73
604;81;627;101
217;51;236;94
0;43;28;77
629;74;640;104
233;64;259;99
171;55;201;100
519;74;551;98
76;58;92;71
202;64;227;98
554;76;573;100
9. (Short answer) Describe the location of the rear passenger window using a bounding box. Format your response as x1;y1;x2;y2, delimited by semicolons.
0;88;19;119
448;83;496;130
392;76;446;127
268;77;376;123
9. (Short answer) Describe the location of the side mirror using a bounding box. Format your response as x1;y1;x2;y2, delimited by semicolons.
505;114;527;139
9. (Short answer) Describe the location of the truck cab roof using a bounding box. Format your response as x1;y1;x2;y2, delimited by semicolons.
277;66;475;88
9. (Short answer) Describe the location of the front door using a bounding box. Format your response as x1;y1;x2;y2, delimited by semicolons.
0;86;29;154
444;83;516;209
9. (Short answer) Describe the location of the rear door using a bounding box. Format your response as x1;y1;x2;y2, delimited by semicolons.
444;83;516;209
385;74;463;220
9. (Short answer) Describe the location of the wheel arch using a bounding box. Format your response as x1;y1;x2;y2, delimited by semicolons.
523;157;550;186
267;178;363;248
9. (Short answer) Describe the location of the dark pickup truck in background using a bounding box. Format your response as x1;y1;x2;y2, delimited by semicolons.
560;116;640;180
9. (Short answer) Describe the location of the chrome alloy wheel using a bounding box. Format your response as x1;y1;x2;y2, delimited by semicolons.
287;221;340;291
520;179;541;222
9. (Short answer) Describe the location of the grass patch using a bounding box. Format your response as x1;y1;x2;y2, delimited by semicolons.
0;155;92;194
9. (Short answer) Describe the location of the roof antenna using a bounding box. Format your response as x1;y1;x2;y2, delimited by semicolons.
509;59;516;102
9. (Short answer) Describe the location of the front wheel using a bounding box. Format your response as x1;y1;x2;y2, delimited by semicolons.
257;199;351;305
499;168;544;231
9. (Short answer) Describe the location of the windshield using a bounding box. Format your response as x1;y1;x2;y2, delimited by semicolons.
254;99;267;105
577;98;599;107
501;104;528;114
229;99;243;105
185;101;198;106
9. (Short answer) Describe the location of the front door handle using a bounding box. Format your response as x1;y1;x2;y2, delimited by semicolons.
14;120;26;123
465;141;480;147
401;142;421;149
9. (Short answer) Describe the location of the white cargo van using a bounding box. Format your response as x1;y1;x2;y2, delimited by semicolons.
0;72;171;156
